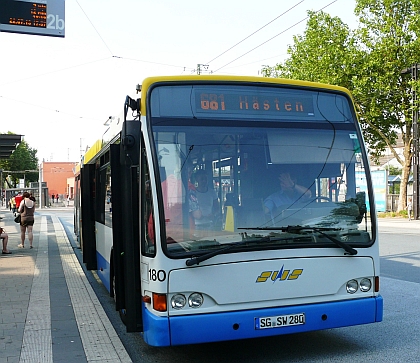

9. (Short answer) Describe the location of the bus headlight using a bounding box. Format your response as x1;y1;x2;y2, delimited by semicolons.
188;293;204;308
171;294;186;309
346;279;358;294
360;278;372;292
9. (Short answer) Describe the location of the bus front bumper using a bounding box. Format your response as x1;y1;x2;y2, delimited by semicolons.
142;295;383;346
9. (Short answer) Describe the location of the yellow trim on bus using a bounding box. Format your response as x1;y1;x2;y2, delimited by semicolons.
84;139;103;164
139;75;353;115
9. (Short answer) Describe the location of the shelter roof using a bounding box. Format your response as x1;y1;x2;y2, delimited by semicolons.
0;134;22;159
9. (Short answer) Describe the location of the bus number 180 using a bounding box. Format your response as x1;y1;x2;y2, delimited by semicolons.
149;269;166;282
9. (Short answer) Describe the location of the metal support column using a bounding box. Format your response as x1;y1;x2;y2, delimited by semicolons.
0;169;3;206
403;64;420;219
38;164;42;209
412;64;419;219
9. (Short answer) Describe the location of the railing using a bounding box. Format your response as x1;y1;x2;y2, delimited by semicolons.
387;194;412;212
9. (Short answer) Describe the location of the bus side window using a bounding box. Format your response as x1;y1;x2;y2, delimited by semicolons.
142;148;155;256
104;165;112;227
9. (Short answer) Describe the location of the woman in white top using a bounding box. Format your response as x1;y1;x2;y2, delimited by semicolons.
18;192;35;249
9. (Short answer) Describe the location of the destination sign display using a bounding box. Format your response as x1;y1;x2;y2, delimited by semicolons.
196;91;314;116
150;84;351;122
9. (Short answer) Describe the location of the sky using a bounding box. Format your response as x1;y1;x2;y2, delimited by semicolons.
0;0;358;163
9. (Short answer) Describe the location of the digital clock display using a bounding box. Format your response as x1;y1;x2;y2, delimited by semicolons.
196;91;314;115
0;1;47;28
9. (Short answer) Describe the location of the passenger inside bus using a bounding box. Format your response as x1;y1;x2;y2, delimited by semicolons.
190;169;220;233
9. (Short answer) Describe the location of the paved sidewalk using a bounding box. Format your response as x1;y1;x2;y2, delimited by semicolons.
0;207;132;363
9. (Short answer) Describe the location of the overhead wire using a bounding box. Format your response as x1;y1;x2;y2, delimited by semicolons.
0;0;192;88
213;0;338;73
75;1;192;71
0;2;192;116
0;93;103;123
0;57;112;86
75;0;114;56
206;0;305;65
0;55;191;87
220;52;289;71
118;56;194;71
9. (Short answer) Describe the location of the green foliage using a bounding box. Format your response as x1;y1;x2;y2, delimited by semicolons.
351;0;420;163
0;135;38;187
262;11;357;90
378;210;408;218
386;165;402;176
389;182;400;195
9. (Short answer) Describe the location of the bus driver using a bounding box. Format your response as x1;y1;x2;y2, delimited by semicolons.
264;171;312;215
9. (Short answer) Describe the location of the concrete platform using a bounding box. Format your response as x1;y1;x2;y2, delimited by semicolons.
0;206;132;363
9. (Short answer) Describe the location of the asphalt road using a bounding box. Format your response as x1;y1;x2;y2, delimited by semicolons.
56;212;420;363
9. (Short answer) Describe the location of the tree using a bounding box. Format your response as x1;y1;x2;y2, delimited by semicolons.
262;0;420;211
262;11;358;90
351;0;420;212
0;135;38;188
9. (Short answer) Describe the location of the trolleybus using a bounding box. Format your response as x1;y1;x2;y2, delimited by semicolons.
74;75;383;346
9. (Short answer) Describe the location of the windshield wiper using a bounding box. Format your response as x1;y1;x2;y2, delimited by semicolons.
186;233;271;266
238;225;357;256
186;225;357;266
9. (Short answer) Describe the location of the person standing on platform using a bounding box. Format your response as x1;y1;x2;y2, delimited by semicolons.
11;195;16;215
14;193;23;215
18;192;35;249
56;194;59;203
52;194;55;204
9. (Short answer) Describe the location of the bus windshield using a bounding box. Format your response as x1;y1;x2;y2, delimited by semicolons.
149;85;373;257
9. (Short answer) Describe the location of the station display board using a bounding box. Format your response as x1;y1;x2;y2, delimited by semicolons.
0;0;65;37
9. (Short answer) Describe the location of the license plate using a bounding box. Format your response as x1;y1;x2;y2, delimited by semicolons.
255;313;305;329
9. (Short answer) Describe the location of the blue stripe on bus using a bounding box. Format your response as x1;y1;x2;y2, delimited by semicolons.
142;303;171;347
96;251;111;293
142;296;383;346
375;295;384;322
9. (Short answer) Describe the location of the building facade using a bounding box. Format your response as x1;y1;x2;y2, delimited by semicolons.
41;161;77;203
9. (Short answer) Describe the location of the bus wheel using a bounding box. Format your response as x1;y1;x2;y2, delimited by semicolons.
112;275;128;325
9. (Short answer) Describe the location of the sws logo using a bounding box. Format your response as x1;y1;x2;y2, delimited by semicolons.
256;266;303;283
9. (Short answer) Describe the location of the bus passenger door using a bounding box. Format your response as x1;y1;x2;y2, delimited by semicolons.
112;121;142;333
110;144;125;316
80;163;97;270
73;173;80;240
